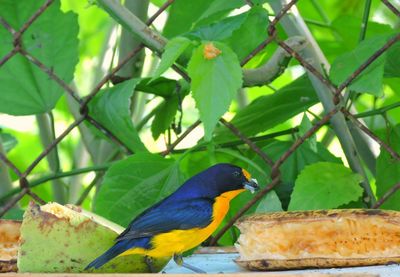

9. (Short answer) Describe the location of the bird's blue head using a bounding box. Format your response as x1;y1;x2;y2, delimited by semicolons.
176;163;259;199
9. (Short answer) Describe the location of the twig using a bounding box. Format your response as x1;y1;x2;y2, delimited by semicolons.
243;36;307;86
335;33;400;96
271;107;339;177
343;109;400;161
0;153;23;178
381;0;400;17
20;49;82;103
161;120;201;156
220;118;274;167
146;0;175;25
13;0;54;42
75;173;105;206
0;48;19;67
0;188;28;218
373;182;400;208
210;176;281;245
85;115;133;154
23;116;86;177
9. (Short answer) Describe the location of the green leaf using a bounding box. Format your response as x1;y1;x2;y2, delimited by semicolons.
88;79;147;153
330;35;391;96
186;12;248;41
136;77;179;98
384;41;400;78
94;153;185;227
0;132;18;152
163;0;214;38
215;75;319;140
299;113;317;152
198;0;243;22
256;190;283;213
153;37;192;79
1;207;24;220
223;7;269;60
376;125;400;210
188;42;242;140
288;162;364;210
251;140;342;209
151;95;179;139
332;16;393;51
0;0;78;115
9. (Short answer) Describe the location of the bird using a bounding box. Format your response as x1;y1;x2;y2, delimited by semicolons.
85;163;259;273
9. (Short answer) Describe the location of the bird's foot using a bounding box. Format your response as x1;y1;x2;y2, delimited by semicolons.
144;255;157;273
173;254;206;274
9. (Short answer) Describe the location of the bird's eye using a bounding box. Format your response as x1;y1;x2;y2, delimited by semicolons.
232;171;241;178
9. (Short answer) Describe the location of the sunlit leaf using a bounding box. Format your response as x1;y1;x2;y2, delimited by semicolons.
88;79;147;153
188;42;242;140
0;0;78;115
94;153;184;227
288;162;363;210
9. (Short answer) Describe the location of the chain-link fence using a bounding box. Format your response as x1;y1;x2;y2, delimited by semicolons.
0;0;399;244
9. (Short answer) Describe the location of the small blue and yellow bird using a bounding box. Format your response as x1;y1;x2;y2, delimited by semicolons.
85;163;258;273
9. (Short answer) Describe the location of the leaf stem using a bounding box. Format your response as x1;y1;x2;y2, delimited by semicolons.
0;163;111;203
359;0;373;42
36;112;66;204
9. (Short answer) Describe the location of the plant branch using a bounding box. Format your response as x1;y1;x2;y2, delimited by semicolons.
0;164;111;203
36;113;66;204
242;36;307;87
95;0;307;88
96;0;167;53
269;0;375;206
355;102;400;118
373;182;400;208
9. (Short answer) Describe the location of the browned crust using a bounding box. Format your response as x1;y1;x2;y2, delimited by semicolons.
235;256;400;271
0;259;17;273
236;209;400;226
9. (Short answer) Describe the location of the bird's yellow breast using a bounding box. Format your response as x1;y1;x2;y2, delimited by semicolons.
120;189;245;258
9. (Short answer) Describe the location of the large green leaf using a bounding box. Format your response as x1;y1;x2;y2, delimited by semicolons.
223;7;269;61
331;15;393;51
88;79;147;153
186;12;248;42
0;0;78;115
376;125;400;210
288;162;363;210
384;42;400;78
152;37;192;79
162;0;214;38
188;42;242;140
215;75;319;140
151;95;179;139
94;153;184;227
330;35;391;96
251;140;342;209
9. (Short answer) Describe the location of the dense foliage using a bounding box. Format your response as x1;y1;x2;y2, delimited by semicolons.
0;0;399;246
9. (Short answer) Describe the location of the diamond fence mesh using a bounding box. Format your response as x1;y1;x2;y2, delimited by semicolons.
0;0;399;244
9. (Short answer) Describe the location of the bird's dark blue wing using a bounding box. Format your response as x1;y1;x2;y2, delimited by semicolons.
116;198;213;241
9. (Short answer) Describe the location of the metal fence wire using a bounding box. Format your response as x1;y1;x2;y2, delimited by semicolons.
0;0;400;245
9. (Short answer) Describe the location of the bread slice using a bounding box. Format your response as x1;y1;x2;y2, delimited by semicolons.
235;209;400;270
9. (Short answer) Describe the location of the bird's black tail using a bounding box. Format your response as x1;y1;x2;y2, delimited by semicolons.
85;240;131;270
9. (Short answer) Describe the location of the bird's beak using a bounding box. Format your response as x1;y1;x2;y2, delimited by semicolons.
243;178;259;194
